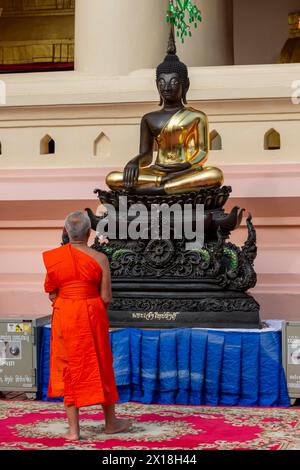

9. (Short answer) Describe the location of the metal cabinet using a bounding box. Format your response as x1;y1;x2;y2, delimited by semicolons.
0;315;51;399
282;321;300;405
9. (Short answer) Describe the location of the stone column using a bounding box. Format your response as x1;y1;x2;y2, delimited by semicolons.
176;0;234;67
75;0;169;76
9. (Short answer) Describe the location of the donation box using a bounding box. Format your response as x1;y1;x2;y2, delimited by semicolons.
0;315;51;399
282;321;300;403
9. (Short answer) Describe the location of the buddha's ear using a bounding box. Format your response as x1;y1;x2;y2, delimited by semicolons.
156;79;163;106
182;78;190;105
185;78;190;94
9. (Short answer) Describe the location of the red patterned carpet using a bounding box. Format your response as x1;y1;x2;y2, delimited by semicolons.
0;401;299;450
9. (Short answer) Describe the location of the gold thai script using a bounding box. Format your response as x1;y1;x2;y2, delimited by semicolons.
131;312;179;321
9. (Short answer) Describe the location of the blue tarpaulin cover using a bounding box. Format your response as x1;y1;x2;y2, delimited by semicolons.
39;321;290;407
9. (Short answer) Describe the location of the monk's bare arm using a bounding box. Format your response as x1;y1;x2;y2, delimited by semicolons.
96;253;112;308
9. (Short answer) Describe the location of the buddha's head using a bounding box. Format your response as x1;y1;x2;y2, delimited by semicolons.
156;28;190;106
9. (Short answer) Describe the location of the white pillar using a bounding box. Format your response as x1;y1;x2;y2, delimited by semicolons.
75;0;169;76
176;0;234;67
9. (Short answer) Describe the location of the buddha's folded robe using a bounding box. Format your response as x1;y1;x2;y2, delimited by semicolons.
155;107;207;167
43;243;119;408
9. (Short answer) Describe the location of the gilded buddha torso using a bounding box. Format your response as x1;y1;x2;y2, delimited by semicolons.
154;107;208;167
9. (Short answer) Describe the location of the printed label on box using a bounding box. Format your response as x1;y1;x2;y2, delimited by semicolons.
7;323;31;333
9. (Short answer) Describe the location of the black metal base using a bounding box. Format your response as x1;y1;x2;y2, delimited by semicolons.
85;186;261;330
108;288;260;329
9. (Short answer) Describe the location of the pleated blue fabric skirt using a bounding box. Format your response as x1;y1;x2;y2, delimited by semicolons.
40;322;290;407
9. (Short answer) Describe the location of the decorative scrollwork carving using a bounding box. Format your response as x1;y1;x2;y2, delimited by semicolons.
86;187;260;326
145;239;174;266
110;296;259;313
93;185;232;211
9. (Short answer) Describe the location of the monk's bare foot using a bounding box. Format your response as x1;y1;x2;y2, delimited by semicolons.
64;431;80;441
104;418;132;435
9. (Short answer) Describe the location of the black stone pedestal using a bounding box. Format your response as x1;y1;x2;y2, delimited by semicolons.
109;287;260;329
87;186;261;329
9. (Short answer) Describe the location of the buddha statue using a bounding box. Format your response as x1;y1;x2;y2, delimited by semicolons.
280;11;300;63
106;29;224;195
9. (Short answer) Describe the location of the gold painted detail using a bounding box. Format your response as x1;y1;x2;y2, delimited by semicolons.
0;0;74;16
0;39;74;64
279;11;300;63
131;312;180;321
288;11;300;38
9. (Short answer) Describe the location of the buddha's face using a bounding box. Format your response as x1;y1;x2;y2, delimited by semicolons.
157;73;183;103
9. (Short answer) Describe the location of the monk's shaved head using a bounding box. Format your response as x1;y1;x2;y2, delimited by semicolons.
64;211;91;241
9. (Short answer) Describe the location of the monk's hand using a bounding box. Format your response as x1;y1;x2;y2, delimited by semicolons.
49;290;58;303
124;157;140;189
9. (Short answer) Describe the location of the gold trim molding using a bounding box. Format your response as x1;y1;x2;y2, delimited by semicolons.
0;0;74;17
0;39;74;64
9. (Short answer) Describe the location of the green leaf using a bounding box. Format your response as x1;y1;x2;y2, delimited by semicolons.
166;1;202;43
177;0;183;10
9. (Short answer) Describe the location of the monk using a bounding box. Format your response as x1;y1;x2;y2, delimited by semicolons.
42;211;131;440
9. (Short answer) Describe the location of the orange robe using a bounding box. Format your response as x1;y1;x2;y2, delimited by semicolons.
42;243;119;408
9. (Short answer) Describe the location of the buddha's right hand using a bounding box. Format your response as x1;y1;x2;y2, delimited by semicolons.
124;158;140;189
